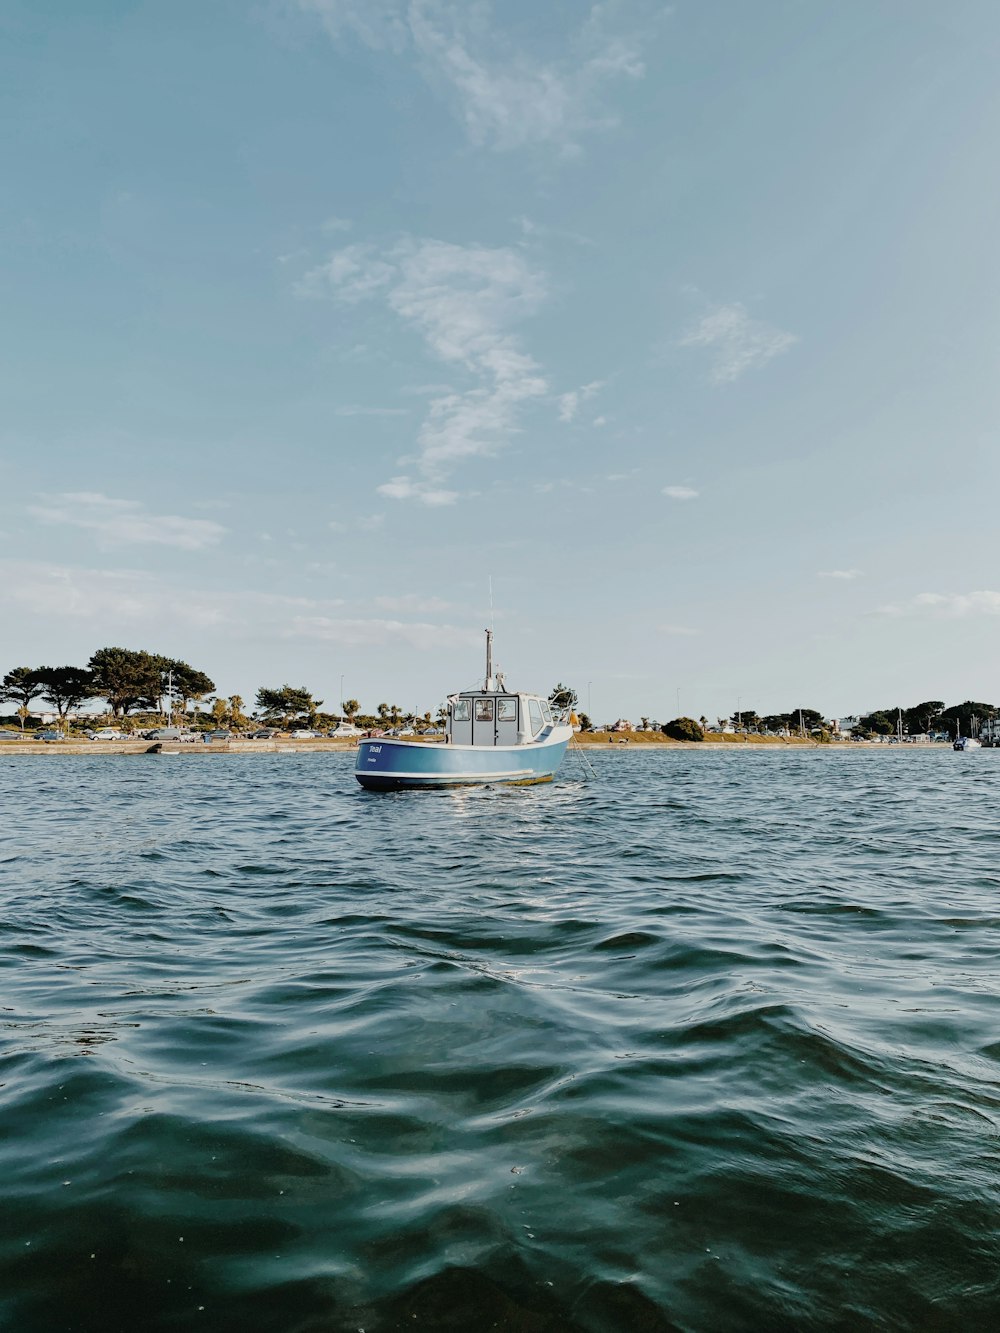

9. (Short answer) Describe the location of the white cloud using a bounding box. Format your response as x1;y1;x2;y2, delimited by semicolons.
679;302;797;384
557;378;604;422
819;568;863;580
301;236;548;499
877;590;1000;618
297;0;410;52
299;1;645;153
295;242;394;301
27;492;226;551
322;215;353;233
662;485;699;500
659;623;700;636
376;475;459;506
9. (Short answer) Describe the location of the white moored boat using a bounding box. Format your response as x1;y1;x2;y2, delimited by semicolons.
354;632;573;791
953;735;981;751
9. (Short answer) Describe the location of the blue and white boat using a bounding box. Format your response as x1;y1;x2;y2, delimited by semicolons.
953;735;981;751
355;631;573;791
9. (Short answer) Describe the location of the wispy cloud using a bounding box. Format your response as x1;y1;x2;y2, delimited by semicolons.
27;492;226;551
287;615;481;651
0;558;473;651
662;485;699;500
877;590;1000;618
329;513;386;532
659;623;700;636
557;378;604;422
0;559;309;627
375;593;452;613
376;475;459;506
678;302;797;384
299;1;645;153
819;568;863;580
296;243;394;301
300;236;547;502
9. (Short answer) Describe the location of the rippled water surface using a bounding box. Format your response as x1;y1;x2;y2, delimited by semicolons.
2;749;999;1331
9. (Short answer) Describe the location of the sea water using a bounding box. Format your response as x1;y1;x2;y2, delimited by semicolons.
1;749;998;1330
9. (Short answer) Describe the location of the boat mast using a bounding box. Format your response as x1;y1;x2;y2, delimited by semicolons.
484;628;494;692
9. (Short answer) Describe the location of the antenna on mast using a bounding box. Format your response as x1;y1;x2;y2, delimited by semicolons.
485;576;496;691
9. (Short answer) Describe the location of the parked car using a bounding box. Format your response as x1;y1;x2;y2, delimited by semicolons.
0;729;23;740
250;728;278;739
290;728;321;738
89;728;125;740
204;730;231;742
330;725;362;737
37;730;65;742
145;727;188;741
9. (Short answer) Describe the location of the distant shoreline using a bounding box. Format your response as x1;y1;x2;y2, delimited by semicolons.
0;736;961;756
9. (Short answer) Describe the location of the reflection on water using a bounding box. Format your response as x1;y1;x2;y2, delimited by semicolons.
1;750;999;1330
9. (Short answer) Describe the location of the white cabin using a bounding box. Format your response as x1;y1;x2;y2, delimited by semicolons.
446;690;554;747
444;629;556;747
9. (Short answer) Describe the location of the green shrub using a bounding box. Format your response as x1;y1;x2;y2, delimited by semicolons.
662;716;705;742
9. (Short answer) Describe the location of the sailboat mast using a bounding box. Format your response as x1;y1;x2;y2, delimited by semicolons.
485;628;494;691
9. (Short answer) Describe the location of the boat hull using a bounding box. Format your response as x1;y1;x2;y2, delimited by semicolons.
355;728;572;791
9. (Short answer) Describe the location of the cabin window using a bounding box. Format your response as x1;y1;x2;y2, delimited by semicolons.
541;700;553;723
528;699;544;735
498;698;517;721
452;699;470;722
475;699;494;722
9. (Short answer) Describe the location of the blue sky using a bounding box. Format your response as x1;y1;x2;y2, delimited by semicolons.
3;0;1000;721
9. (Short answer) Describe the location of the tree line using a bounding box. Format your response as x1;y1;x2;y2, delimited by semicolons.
0;647;444;733
725;700;998;740
1;649;215;730
5;656;991;740
853;700;995;739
